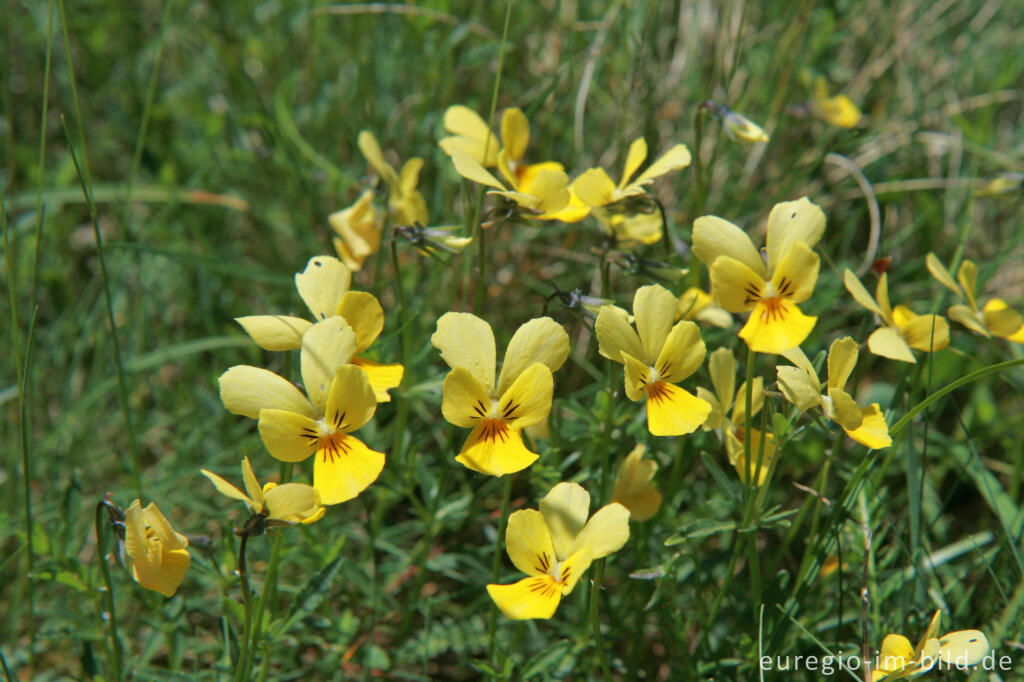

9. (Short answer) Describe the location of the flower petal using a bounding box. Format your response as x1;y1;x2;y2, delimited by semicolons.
325;365;377;433
731;378;765;424
500;107;529;162
295;255;351;322
828;387;864;431
133;547;191;598
336;292;384;353
826;336;859;390
572;167;618;207
738;300;817;354
629;143;692;190
312;434;385;504
257;409;320;463
496;317;570;396
899;315;949;352
595;305;644;366
487;575;562;620
432;312;496;394
525;168;570;214
777;366;822;412
571;502;631;560
200;468;252;507
957;260;979;309
619;138;648;189
654;320;706;385
350;357;403;402
357;130;398;187
697;387;723;429
983;299;1024;338
539;482;590;560
263;482;323;523
219;365;314;420
241;457;263;507
709;256;766;313
726;428;776;487
691;216;766;278
449;149;505;190
442;367;491;428
455;421;537;476
646;382;712;436
937;630;989;666
537;188;591;223
505;509;556;577
770;240;820;304
634;284;679;363
621;352;649;402
844;403;891;449
141;502;189;550
843;269;883;317
497;363;554;429
876;634;915;673
516;161;566;195
612;445;661;522
867;326;916;363
948;304;989;337
441;105;497;165
301;317;358;411
708;347;737;409
765;197;826;273
235;315;311;351
926;253;962;298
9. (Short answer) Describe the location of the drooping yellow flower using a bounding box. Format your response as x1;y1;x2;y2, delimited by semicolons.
356;130;429;226
201;457;325;527
696;348;775;486
432;313;570;476
812;77;862;129
720;106;770;143
124;500;191;598
692;197;826;354
329;190;381;272
234;255;403;401
776;338;892;449
595;284;711;436
844;269;950;363
573;138;692;208
487;482;630;620
219;320;385;505
611;444;662;521
871;611;989;681
677;286;732;328
926;253;1024;343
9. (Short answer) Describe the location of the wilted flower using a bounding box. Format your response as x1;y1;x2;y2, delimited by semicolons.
124;500;191;597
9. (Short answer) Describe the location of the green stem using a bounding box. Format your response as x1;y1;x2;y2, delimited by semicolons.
487;476;514;671
589;559;612;682
743;347;755;488
389;237;411;474
232;533;253;682
692;105;708;220
95;503;123;682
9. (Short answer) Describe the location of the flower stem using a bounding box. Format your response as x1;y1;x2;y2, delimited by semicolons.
94;502;123;682
486;475;514;671
233;532;253;682
692;105;708;219
389;236;411;475
589;559;613;682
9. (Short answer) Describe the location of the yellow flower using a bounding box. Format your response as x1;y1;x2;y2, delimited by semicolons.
201;457;325;527
677;286;732;328
432;314;570;476
720;107;770;143
356;130;429;226
448;148;577;221
487;482;630;620
812;77;862;128
692;197;826;354
595;284;711;436
974;172;1023;197
926;253;1024;342
329;190;381;272
573;138;692;208
124;500;191;598
844;269;950;363
696;348;775;486
871;611;989;681
219;321;385;505
234;255;403;401
776;338;892;449
438;104;501;167
611;444;662;521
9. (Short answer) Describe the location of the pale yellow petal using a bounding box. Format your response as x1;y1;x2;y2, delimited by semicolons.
926;252;962;298
219;365;314;420
900;315;950;352
876;273;894;322
633;284;679;362
235;315;311;351
646;382;712;436
572;167;618;207
708;347;736;409
843;269;882;317
257;409;320;463
948;304;989;337
495;363;553;429
622;353;649;402
496;317;570;396
827;387;863;431
312;434;385;504
357;130;398;187
431;312;496;393
539;482;590;560
844;403;892;449
262;482;323;523
521;168;570;214
336;291;384;353
731;378;764;424
301;317;358;411
141;502;188;550
595;305;644;365
240;457;263;507
200;468;252;507
504;509;556;577
324;364;378;433
611;447;661;522
455;421;537;476
727;428;776;487
571;502;631;560
500;107;529;162
739;299;816;354
770;240;820;304
449;149;505;190
516;161;565;195
295;255;351;322
957;260;979;309
537;188;591;223
698;306;734;328
654;320;705;384
487;575;562;620
441;367;491;428
619;138;648;189
691;216;766;277
938;630;989;666
442;105;497;165
867;326;916;363
629;144;692;190
132;546;190;598
697;387;724;430
776;366;821;412
876;634;914;674
826;337;859;390
350;357;403;403
709;256;766;314
983;300;1024;338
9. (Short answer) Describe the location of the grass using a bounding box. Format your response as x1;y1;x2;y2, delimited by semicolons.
3;0;1024;680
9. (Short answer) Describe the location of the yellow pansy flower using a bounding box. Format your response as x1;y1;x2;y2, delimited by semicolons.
487;482;630;620
776;338;892;449
573;138;692;208
356;130;429;226
432;313;570;476
329;190;381;272
692;197;826;354
595;284;711;437
234;255;403;401
926;253;1024;342
438;104;502;167
611;444;662;521
812;77;862;129
124;500;191;598
201;457;325;528
844;269;950;363
871;611;989;681
219;320;385;505
718;105;770;143
677;286;732;328
448;148;576;221
696;348;775;486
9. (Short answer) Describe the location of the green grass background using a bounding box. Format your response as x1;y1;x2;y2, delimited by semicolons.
3;0;1024;679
